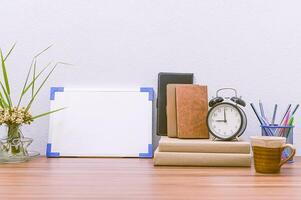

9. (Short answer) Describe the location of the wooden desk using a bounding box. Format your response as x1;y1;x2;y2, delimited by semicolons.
0;157;300;200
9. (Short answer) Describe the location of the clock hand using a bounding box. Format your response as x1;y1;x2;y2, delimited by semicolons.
224;108;227;123
215;120;226;122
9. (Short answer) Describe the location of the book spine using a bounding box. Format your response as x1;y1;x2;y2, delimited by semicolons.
158;143;250;154
166;84;178;138
154;151;251;167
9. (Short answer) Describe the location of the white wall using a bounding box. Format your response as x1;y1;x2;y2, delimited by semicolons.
1;0;301;155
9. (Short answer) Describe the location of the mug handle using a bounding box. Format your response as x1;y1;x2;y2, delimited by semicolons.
279;144;296;167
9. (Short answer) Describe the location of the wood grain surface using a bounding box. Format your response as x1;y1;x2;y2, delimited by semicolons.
0;157;301;200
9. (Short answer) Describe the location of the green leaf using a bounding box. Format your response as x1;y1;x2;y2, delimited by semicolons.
22;61;52;96
17;59;34;108
0;92;8;108
0;81;11;108
25;61;70;112
34;44;53;58
31;107;66;120
4;43;16;61
17;45;53;108
25;62;60;112
0;50;10;95
32;60;37;98
0;92;5;108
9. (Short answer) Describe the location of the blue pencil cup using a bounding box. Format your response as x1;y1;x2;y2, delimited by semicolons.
261;124;294;163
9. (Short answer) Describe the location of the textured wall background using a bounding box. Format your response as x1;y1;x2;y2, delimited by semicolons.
1;0;301;155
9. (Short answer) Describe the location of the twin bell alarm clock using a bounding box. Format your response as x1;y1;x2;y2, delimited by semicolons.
207;88;247;141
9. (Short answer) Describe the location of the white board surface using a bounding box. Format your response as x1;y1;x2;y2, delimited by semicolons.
47;87;153;157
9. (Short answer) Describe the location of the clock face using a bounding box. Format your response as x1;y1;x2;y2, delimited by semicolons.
207;103;243;139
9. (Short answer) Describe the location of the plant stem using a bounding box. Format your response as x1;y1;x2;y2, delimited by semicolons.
7;124;21;154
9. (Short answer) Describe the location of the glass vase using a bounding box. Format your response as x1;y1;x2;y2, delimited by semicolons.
0;125;39;163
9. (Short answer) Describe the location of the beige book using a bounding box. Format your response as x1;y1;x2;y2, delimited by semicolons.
166;84;188;138
159;136;250;154
154;149;251;167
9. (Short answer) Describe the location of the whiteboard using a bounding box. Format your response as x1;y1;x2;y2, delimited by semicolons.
47;87;153;158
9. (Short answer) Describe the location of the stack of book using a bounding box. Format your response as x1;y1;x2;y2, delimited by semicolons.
154;137;251;167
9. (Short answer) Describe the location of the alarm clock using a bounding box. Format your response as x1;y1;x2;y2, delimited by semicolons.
207;88;247;141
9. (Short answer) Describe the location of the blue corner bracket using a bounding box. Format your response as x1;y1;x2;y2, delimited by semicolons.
140;87;154;101
139;144;153;158
46;143;60;157
50;87;64;100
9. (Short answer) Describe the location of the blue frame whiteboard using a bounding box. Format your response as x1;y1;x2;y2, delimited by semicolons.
47;87;153;158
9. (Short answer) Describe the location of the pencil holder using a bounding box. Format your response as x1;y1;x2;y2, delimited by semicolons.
261;125;294;163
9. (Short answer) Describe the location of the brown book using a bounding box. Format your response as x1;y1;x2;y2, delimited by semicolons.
158;136;250;154
154;149;251;167
166;84;189;138
176;85;209;138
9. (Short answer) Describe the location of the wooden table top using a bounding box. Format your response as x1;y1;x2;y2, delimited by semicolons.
0;157;300;200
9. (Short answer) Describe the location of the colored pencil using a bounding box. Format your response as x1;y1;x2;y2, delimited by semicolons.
250;103;273;136
291;104;299;116
271;104;277;125
279;104;292;125
284;117;294;138
279;110;291;137
259;100;268;123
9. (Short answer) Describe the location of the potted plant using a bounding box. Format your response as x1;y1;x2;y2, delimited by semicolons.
0;44;67;163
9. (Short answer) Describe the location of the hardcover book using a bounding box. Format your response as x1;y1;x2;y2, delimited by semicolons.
154;149;251;167
166;84;188;138
158;137;250;154
157;73;194;136
176;85;209;138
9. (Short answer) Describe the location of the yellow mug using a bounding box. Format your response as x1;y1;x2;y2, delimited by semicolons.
251;136;296;173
